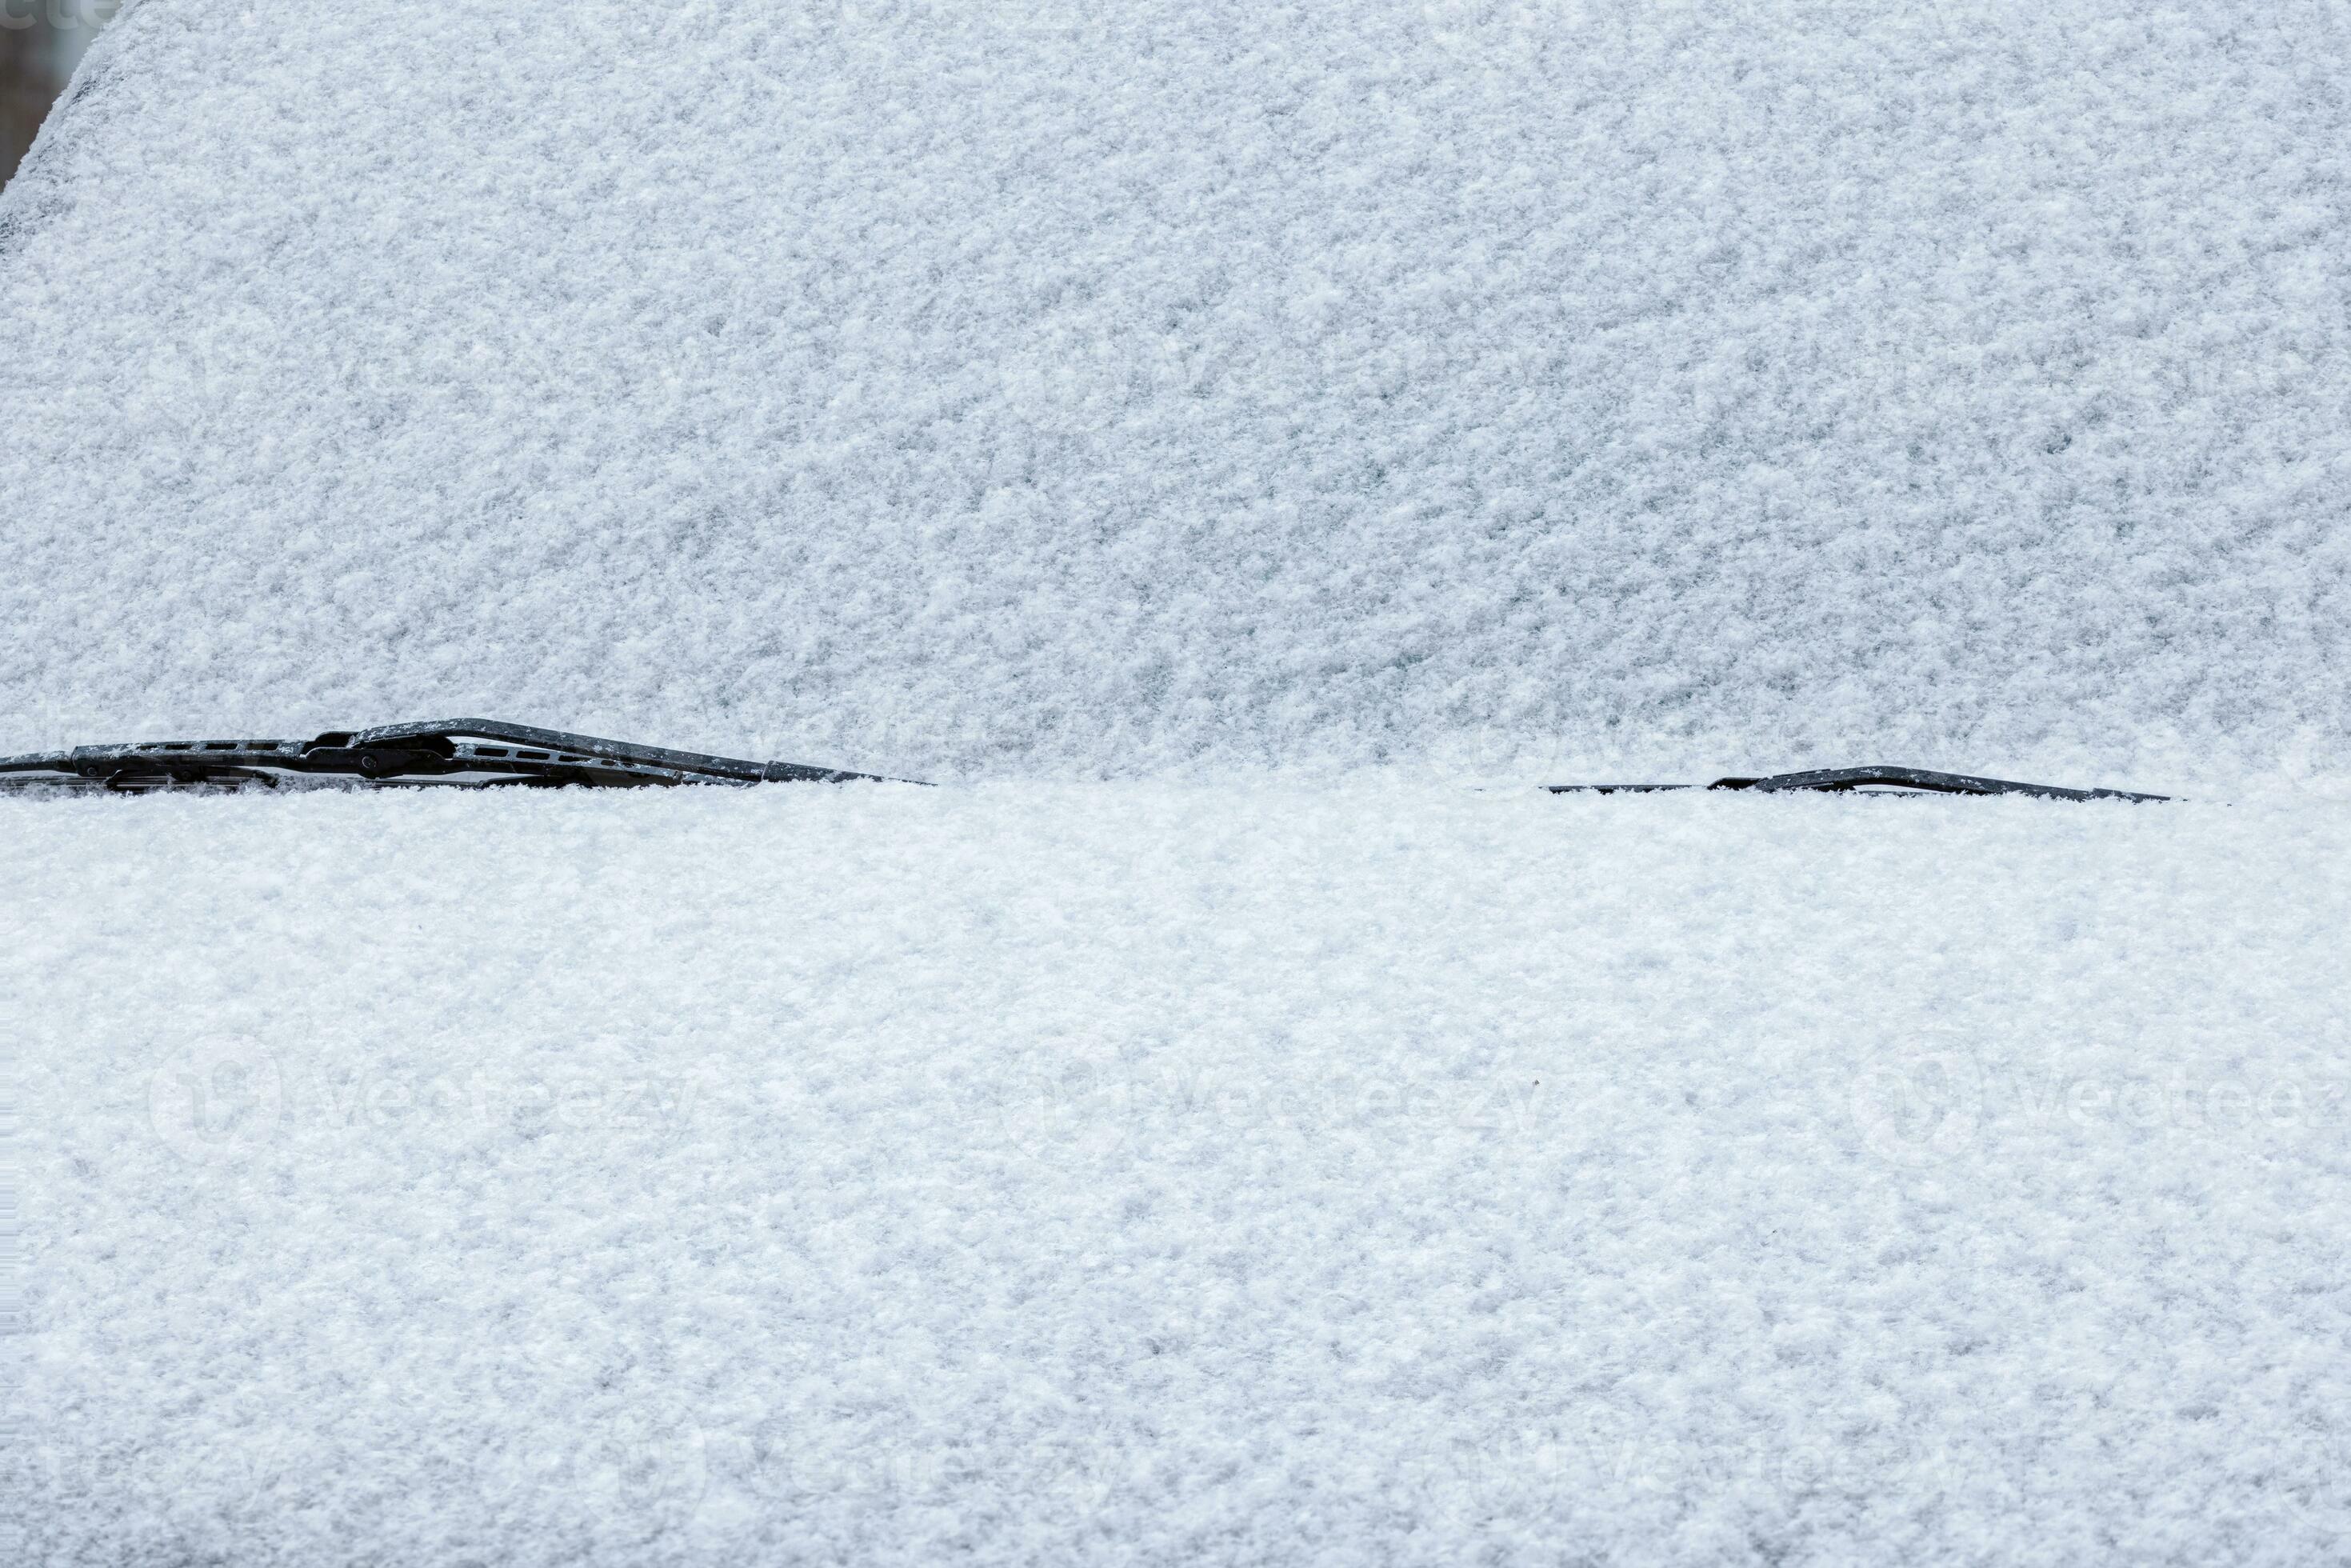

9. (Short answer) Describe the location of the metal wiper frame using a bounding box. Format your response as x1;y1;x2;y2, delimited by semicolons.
1549;765;2167;802
0;718;904;793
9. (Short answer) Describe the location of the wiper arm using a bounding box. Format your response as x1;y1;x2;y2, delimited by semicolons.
1549;765;2167;802
0;718;911;793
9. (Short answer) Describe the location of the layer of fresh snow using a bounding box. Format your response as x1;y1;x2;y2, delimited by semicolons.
6;2;2349;784
11;786;2351;1564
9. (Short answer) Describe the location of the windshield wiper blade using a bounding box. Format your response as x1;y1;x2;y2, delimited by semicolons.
0;724;2166;801
1549;765;2167;802
0;718;913;793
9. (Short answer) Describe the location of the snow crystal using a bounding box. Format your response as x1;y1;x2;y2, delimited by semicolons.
5;1;2348;784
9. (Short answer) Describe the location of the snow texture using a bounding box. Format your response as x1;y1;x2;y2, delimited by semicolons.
5;1;2350;785
10;786;2351;1565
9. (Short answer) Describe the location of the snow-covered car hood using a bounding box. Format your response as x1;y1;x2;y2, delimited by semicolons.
14;786;2351;1563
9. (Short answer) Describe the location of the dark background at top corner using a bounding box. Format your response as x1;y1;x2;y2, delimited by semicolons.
2;5;117;188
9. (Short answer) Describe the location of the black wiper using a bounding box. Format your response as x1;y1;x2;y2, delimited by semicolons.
0;722;2166;801
0;718;911;793
1549;765;2167;802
